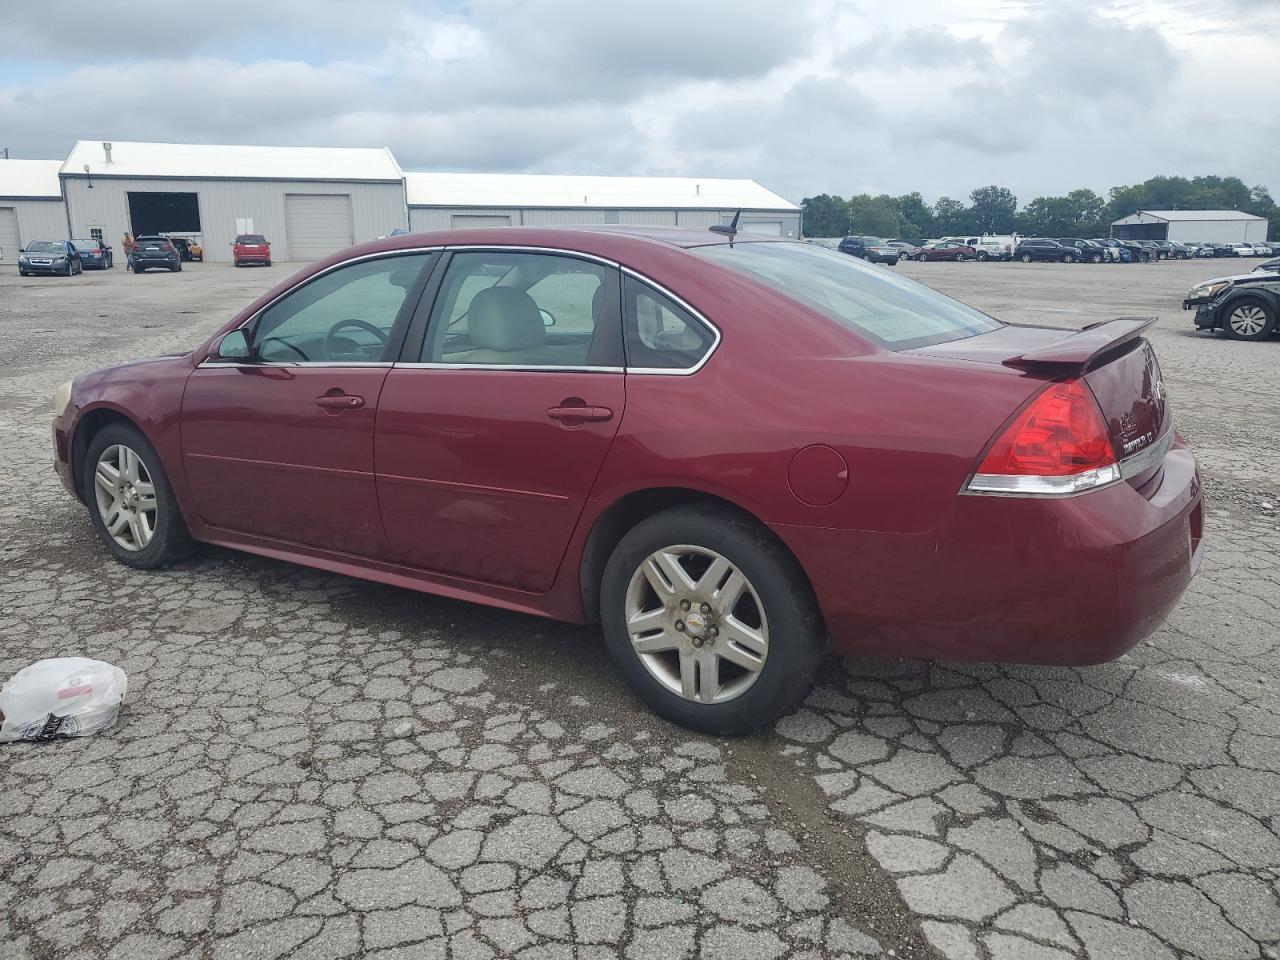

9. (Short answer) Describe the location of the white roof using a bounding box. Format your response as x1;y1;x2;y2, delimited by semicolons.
405;171;798;211
1115;209;1267;223
0;159;63;198
61;140;402;182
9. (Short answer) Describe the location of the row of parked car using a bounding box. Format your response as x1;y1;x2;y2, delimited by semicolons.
835;234;1278;266
13;234;273;276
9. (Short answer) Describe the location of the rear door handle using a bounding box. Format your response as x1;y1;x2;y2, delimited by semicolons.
315;394;365;411
547;404;613;423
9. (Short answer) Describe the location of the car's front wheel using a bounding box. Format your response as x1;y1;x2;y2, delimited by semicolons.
1222;297;1276;341
83;423;195;569
600;505;824;734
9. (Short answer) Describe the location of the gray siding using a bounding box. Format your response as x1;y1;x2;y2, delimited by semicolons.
1165;220;1267;244
62;176;406;263
0;200;68;257
408;206;800;237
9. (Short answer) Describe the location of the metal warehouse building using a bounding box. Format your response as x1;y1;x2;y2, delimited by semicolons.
0;160;68;261
1111;209;1270;244
61;141;408;263
405;171;801;236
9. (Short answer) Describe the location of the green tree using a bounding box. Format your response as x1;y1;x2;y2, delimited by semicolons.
894;192;935;240
968;185;1017;234
847;194;901;237
932;197;969;236
800;194;851;237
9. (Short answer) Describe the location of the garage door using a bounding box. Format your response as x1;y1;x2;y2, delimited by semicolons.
0;208;20;261
285;194;354;261
451;214;512;229
740;220;783;236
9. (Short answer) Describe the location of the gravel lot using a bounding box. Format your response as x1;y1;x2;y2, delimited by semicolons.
1;256;1277;960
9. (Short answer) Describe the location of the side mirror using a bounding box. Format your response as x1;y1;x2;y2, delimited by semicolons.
539;309;555;327
213;329;252;361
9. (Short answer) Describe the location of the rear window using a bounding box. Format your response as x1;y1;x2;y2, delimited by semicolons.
237;235;266;244
693;241;1001;350
72;239;101;250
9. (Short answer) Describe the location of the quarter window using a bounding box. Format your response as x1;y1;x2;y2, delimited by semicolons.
422;252;622;368
251;254;430;363
622;276;716;370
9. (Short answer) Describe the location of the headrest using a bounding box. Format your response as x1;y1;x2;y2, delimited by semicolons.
468;286;545;352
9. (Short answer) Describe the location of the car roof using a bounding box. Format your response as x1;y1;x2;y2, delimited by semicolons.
335;225;767;266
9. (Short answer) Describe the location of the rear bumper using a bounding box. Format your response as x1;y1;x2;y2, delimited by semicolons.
775;437;1202;666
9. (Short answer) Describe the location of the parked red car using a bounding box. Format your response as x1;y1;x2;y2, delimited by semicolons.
51;227;1201;733
916;240;977;261
233;234;271;267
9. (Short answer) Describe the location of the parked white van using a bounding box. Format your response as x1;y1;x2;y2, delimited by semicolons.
942;235;1019;261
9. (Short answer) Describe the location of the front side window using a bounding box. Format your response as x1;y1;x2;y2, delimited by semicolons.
422;252;621;368
622;276;716;370
251;254;430;363
693;241;1001;351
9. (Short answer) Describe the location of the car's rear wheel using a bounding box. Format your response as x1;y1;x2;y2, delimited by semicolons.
1062;253;1076;264
1090;253;1103;263
976;250;988;261
1020;254;1033;262
84;423;195;569
600;505;824;734
953;252;963;262
1222;297;1276;341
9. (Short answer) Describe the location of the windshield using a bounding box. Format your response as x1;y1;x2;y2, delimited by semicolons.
26;241;65;253
693;241;1002;350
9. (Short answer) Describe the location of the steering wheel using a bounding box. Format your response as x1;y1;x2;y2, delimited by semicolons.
259;336;309;362
325;318;388;360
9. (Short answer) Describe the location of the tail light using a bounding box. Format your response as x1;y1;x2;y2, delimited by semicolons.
967;379;1120;495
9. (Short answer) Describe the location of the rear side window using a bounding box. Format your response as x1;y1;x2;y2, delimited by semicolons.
693;241;1000;351
623;277;716;370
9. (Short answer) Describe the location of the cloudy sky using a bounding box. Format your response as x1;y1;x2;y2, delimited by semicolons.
2;0;1277;204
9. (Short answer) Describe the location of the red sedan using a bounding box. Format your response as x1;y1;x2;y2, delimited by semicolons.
916;240;977;261
51;227;1202;733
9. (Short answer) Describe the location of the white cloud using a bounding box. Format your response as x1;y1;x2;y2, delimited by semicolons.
0;0;1275;202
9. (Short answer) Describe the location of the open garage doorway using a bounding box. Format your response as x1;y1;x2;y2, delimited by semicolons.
128;192;201;236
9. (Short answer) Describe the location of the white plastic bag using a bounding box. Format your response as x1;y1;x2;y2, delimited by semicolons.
0;658;128;743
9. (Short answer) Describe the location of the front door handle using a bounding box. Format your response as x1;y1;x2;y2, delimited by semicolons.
547;401;613;424
315;394;365;411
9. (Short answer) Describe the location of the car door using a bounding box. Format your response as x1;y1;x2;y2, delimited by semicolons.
181;251;436;556
375;249;626;592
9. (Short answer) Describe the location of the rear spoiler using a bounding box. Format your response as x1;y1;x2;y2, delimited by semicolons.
1002;317;1155;374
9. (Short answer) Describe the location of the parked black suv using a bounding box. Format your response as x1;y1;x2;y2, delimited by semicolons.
1014;238;1077;263
837;236;900;265
130;236;182;273
1056;239;1107;263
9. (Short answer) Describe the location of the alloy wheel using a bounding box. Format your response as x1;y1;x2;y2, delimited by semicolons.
1229;304;1268;337
93;444;158;551
624;545;769;705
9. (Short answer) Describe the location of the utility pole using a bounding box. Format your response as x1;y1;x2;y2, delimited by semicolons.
1;148;9;160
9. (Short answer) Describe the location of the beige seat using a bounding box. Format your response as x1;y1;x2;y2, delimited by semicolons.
444;286;559;365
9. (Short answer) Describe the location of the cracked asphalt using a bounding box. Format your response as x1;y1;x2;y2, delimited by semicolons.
1;256;1278;960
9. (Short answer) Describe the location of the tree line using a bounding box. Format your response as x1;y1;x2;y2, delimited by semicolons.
801;175;1279;241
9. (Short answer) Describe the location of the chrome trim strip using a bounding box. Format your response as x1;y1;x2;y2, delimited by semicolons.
1118;427;1174;480
197;361;395;369
392;363;625;373
441;244;620;269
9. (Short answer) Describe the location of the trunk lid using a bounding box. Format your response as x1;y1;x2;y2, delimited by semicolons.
913;319;1171;488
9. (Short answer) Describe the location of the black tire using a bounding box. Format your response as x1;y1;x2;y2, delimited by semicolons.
82;423;195;570
172;263;181;272
976;250;989;261
600;505;824;735
1062;253;1076;264
916;253;927;261
953;253;964;262
1221;296;1276;341
265;260;272;267
1090;254;1103;263
1020;253;1033;263
19;270;28;277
